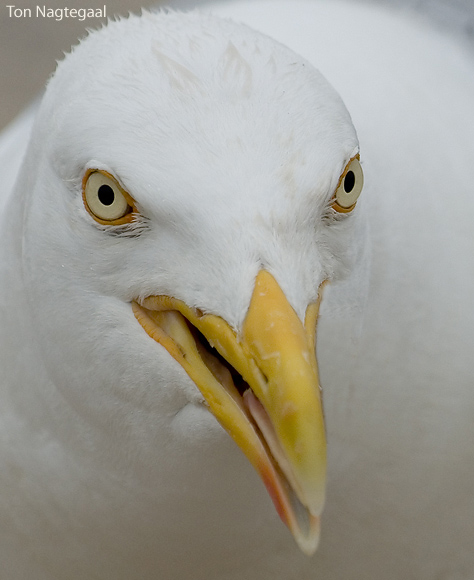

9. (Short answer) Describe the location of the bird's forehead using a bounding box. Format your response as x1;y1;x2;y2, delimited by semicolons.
46;11;357;197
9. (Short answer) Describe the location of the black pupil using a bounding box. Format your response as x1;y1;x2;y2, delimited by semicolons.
344;170;355;193
98;184;115;206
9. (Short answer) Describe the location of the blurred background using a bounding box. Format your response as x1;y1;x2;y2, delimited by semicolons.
1;0;473;130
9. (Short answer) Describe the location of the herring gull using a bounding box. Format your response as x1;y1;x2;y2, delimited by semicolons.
0;1;473;578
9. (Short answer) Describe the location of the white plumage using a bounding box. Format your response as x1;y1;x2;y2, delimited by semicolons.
0;1;473;579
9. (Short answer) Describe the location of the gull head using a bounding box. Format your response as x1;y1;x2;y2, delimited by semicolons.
16;10;362;555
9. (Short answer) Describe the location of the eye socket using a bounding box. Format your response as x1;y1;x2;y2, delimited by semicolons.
83;170;135;224
332;155;364;213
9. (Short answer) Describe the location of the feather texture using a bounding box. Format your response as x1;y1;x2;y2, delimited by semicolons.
0;1;473;578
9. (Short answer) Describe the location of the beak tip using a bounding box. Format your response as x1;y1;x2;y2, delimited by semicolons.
294;515;321;556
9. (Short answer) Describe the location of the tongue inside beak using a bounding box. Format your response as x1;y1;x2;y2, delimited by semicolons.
132;271;327;555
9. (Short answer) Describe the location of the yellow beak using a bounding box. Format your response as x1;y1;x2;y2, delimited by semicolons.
132;270;326;555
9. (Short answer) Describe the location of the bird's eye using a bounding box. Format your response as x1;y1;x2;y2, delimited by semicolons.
332;155;364;213
83;170;135;224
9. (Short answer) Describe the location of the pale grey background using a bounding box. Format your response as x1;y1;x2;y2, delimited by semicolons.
1;0;473;130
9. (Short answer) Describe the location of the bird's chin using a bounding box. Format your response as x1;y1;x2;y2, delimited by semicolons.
132;271;327;555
